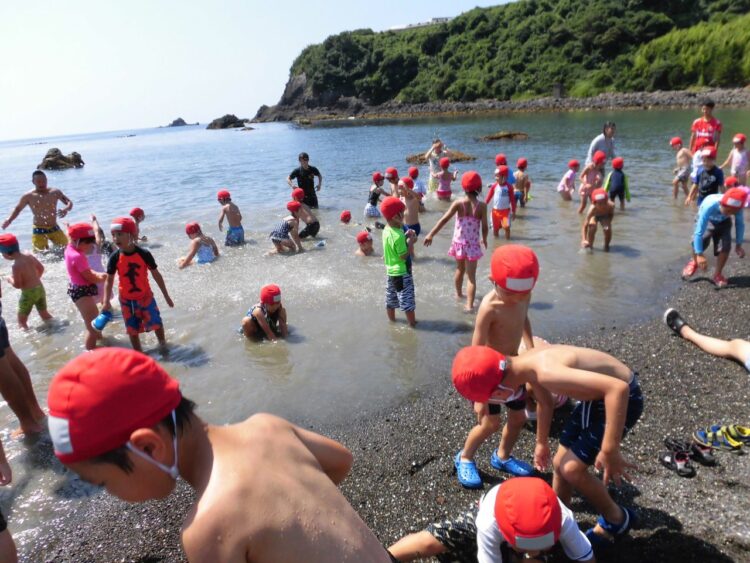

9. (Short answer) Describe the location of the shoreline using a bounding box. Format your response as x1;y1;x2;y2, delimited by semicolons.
253;87;750;125
36;257;750;562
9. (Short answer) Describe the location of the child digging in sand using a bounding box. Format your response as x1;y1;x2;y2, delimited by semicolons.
48;348;399;563
217;189;245;246
581;189;615;252
0;234;52;329
381;196;417;326
424;171;488;312
178;222;219;268
269;201;304;254
241;284;288;341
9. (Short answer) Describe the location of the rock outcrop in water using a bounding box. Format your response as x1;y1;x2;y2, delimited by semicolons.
168;118;188;127
478;131;529;141
206;114;249;129
37;148;84;170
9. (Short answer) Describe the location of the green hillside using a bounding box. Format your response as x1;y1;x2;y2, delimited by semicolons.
287;0;750;105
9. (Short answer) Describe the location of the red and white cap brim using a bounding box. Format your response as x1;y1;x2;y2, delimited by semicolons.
504;277;536;292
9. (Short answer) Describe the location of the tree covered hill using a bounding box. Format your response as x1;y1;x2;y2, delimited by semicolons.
259;0;749;117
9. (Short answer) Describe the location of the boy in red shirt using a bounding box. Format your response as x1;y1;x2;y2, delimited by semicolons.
689;99;722;152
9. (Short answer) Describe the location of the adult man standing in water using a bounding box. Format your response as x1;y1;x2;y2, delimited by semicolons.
2;171;73;251
287;152;322;208
586;122;616;166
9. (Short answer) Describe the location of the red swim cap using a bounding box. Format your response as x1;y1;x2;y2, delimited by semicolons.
490;245;539;293
592;188;608;202
356;231;372;244
217;190;231;201
568;159;580;169
185;222;201;236
287;201;302;213
129;207;145;220
495;477;562;551
399;176;414;190
461;171;482;192
408;166;419;179
517;158;528;170
372;172;384;183
593;151;606;165
385;167;398;180
380;196;405;220
733;133;746;144
47;348;182;464
260;284;282;305
725;176;739;188
452;346;507;403
0;233;19;253
495;154;507;166
110;217;137;235
721;188;747;210
612;157;624;170
670;137;682;147
340;210;352;223
702;146;717;160
695;137;709;149
496;165;509;178
68;222;95;240
439;157;450;169
292;188;305;201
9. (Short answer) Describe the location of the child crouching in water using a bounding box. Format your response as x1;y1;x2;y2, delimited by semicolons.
424;171;488;312
269;201;304;254
557;159;579;201
581;189;615;252
241;284;288;341
0;234;53;329
179;222;219;269
355;231;375;256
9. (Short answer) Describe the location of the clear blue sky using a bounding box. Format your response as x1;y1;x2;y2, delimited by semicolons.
0;1;506;140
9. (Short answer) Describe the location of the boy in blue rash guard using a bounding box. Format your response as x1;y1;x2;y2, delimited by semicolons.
604;157;630;210
686;145;724;207
682;188;746;288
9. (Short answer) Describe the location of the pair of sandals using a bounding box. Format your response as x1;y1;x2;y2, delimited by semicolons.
694;424;750;452
660;438;716;478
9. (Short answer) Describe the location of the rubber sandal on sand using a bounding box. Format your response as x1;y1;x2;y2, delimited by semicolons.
712;274;728;288
663;309;688;336
664;437;715;466
659;450;696;478
490;451;533;476
454;451;482;489
585;506;636;547
681;260;697;279
693;428;742;452
721;425;750;445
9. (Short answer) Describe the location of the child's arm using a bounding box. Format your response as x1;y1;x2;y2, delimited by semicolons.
179;239;200;269
423;201;459;246
252;308;279;341
529;381;553;471
403;230;416;259
6;264;20;289
579;165;590;184
91;215;104;248
290;220;304;252
509;185;517;215
581;207;594;243
278;306;288;338
79;268;107;285
485;184;496;204
452;169;459;181
685;183;698;206
209;237;220;258
0;439;11;486
603;172;612;193
150;268;174;307
719;150;732;170
102;274;115;309
217;206;226;232
624;174;631;202
480;202;488;248
522;315;534;351
471;304;491;346
292;423;353;485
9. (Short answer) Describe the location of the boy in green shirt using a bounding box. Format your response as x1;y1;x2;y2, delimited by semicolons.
380;196;417;326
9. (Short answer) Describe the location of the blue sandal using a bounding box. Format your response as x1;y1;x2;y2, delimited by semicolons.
454;451;482;489
490;451;533;476
585;505;636;547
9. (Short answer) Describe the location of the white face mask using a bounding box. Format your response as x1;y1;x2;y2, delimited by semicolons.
126;410;180;480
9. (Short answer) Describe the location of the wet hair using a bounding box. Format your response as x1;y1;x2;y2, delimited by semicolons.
702;98;715;108
603;121;616;134
90;397;196;473
298;152;309;160
32;170;46;179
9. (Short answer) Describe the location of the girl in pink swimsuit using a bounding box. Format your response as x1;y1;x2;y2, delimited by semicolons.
431;157;459;201
578;151;605;214
424;171;488;312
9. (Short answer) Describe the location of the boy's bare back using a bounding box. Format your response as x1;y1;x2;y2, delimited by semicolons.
182;414;392;563
11;253;44;289
472;290;530;355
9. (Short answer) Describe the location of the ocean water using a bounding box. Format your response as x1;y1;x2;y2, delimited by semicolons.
0;108;748;554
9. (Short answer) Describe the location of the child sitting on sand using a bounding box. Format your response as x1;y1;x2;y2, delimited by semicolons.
217;189;245;246
179;222;219;268
269;201;304;254
365;172;388;218
670;137;693;199
424;172;488;312
355;231;375;256
0;234;52;329
578;151;605;214
581;189;615;252
381;196;417;326
604;157;630;210
432;158;458;201
514;158;531;207
291;188;320;239
129;208;147;242
408;167;426;212
452;343;643;548
557;159;579;201
485;166;516;240
720;133;748;186
241;284;288;341
388;477;593;563
48;348;399;563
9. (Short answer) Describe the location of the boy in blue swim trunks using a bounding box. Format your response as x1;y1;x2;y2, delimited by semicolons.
102;217;174;352
217;189;245;246
452;343;643;548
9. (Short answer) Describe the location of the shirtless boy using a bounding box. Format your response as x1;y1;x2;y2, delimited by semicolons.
291;188;321;239
581;189;615;252
454;245;551;488
452;343;643;547
217;189;245;246
3;171;73;251
355;231;375;256
670;137;693;199
0;234;52;328
514;158;530;207
48;348;398;563
399;176;421;238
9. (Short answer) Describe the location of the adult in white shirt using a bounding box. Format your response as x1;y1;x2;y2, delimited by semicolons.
388;477;594;563
585;122;616;166
424;139;453;193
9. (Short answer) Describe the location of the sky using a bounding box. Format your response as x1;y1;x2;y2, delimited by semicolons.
0;1;506;140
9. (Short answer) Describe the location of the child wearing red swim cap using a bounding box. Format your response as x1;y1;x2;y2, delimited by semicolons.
687;145;724;207
216;189;245;246
268;201;304;254
514;157;531;207
103;217;174;352
290;188;321;239
241;284;288;341
397;177;422;249
0;233;53;329
47;348;396;562
719;133;748;186
389;477;593;562
129;207;148;243
452;245;541;488
578;154;605;214
365;173;389;219
178;222;219;269
581;188;615;251
485;166;516;240
355;230;375;257
407;166;427;211
670;137;693;199
431;157;458;201
381;196;417;326
451;343;643;548
557;160;579;201
424;171;488;312
604;158;630;210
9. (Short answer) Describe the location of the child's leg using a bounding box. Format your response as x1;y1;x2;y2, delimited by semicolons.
618;193;625;210
155;326;167;346
0;354;43;435
388;531;446;562
74;297;100;351
465;260;478;311
454;259;466;299
680;325;750;364
496;407;526;459
5;347;44;420
16;314;29;330
552;446;575;505
241;316;259;339
586;220;597;247
386;308;396;322
461;410;502;460
39;309;53;321
577;192;588;214
672;178;679;199
129;334;143;352
715;250;729;277
0;529;17;563
603;220;612;251
405;310;416;326
491;210;500;237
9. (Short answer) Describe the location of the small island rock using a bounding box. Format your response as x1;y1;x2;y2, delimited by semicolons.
37;148;85;170
206;114;249;130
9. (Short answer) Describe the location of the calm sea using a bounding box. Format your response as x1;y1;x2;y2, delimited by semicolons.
0;108;748;553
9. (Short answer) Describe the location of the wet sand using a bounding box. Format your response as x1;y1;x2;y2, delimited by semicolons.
37;258;750;562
